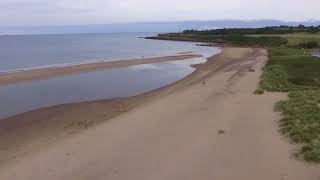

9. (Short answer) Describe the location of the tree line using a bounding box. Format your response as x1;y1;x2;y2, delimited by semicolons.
183;25;320;35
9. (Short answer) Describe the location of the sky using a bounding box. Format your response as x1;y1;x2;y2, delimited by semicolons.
0;0;319;26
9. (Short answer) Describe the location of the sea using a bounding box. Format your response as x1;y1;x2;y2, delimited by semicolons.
0;33;220;118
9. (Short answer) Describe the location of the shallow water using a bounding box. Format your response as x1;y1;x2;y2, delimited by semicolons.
0;57;213;119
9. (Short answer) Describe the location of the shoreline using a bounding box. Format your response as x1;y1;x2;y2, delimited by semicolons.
1;47;319;179
0;54;201;86
0;47;247;163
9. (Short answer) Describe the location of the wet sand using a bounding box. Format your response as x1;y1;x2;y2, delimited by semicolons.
0;48;319;180
0;54;201;85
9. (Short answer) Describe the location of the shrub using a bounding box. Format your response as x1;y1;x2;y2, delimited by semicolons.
254;88;265;95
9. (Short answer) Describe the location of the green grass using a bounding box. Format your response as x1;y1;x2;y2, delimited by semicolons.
184;35;288;47
254;88;265;95
223;35;288;47
261;47;320;92
247;32;320;46
275;90;320;162
260;46;320;162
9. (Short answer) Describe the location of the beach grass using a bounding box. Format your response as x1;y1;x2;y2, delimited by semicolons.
260;46;320;162
275;90;320;162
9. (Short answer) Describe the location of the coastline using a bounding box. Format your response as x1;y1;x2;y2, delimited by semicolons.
145;33;228;45
1;47;319;179
0;47;247;163
0;54;201;86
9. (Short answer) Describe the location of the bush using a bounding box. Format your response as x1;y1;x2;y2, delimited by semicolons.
254;88;265;95
299;143;320;162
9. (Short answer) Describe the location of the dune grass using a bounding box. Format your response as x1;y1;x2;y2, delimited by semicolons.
260;46;320;162
275;90;320;162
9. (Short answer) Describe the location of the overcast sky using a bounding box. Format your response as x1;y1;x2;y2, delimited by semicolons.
1;0;319;26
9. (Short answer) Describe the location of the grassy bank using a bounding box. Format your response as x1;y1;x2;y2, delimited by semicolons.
260;47;320;92
182;26;320;46
260;46;320;162
275;90;320;162
247;32;320;46
190;35;288;47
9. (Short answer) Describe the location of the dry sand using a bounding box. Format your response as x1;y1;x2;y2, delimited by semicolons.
0;48;319;180
0;54;201;85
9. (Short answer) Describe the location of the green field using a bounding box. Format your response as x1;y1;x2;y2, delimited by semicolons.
247;32;320;45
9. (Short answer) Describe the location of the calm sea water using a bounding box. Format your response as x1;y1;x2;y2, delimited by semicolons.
0;33;220;118
0;33;214;71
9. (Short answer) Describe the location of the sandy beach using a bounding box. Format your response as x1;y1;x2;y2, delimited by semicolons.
0;54;201;85
0;47;319;180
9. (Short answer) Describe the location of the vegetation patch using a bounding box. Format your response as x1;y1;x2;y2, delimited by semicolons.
261;46;320;162
297;41;319;49
183;25;320;36
260;64;293;92
223;35;288;47
260;47;320;92
254;88;265;95
275;90;320;162
179;34;288;47
246;32;320;46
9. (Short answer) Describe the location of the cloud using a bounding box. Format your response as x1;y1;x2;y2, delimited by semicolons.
0;0;319;26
